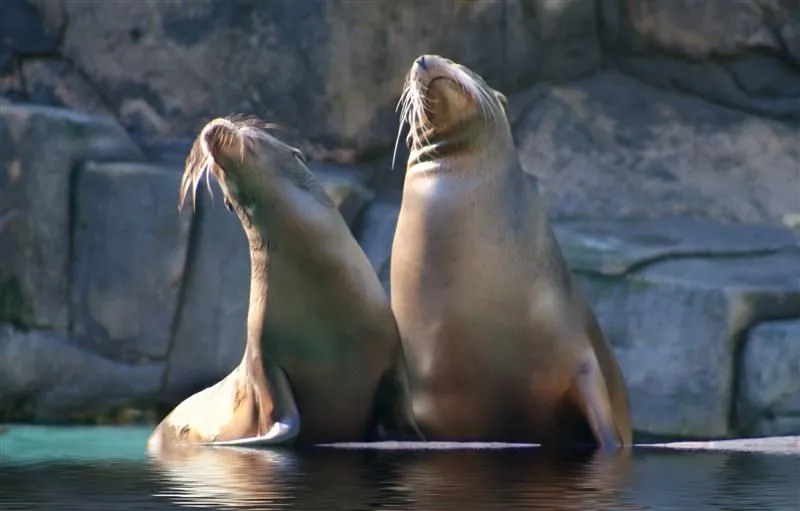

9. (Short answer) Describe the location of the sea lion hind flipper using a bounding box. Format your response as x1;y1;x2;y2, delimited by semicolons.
573;358;620;451
208;367;301;448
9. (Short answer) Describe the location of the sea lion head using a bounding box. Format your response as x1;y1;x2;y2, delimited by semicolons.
395;54;510;167
179;115;333;231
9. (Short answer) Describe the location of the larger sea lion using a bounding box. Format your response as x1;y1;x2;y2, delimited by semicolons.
147;115;420;450
389;55;632;450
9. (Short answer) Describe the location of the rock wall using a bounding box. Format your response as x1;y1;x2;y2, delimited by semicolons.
1;0;799;439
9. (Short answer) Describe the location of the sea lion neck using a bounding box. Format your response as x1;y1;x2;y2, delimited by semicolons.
230;171;337;253
242;245;269;364
232;171;341;365
406;122;515;177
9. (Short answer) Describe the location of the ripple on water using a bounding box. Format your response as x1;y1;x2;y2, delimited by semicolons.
1;426;799;510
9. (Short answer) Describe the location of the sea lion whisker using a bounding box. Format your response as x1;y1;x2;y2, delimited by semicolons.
477;87;495;123
203;159;215;205
396;79;412;114
391;119;408;171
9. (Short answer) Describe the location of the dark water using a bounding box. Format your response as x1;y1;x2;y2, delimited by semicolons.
1;426;799;511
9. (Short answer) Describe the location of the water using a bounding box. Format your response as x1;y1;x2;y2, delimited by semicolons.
1;426;799;510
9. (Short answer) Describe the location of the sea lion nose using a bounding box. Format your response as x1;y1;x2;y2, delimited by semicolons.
416;55;428;70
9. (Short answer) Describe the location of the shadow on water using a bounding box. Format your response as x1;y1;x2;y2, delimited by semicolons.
1;426;799;510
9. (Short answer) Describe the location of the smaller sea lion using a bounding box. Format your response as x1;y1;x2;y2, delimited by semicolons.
147;115;420;451
389;55;633;450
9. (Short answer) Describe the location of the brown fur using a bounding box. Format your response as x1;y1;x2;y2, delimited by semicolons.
148;115;420;451
390;55;632;450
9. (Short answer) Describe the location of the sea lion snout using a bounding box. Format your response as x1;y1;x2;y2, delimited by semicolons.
201;118;245;167
411;54;455;82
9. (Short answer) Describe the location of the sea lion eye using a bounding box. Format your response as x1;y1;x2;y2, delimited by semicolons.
291;147;307;164
224;196;234;212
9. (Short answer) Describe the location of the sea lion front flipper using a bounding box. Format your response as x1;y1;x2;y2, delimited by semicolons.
574;357;619;452
209;367;301;448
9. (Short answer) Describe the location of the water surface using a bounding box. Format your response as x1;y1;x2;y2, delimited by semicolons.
1;426;798;510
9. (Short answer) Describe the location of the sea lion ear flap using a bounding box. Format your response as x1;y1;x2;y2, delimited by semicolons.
290;146;307;164
494;91;508;114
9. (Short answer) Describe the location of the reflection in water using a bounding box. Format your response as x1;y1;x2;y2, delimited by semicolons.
149;446;298;509
1;437;799;510
150;445;636;511
399;448;634;511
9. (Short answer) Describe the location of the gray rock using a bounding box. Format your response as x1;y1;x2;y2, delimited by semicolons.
512;71;800;226
32;0;598;159
739;319;800;436
0;104;143;332
600;0;800;119
0;324;164;420
0;71;25;102
21;58;115;120
163;189;250;404
0;0;58;56
601;0;797;60
554;217;799;276
506;0;601;86
0;0;61;97
355;197;401;294
612;56;800;121
576;247;800;438
310;162;375;228
745;417;800;438
71;161;192;362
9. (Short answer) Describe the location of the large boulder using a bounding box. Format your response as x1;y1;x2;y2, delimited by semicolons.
0;324;164;420
512;71;800;226
600;0;800;120
70;161;192;363
560;218;800;438
739;319;800;436
0;104;143;332
20;0;600;160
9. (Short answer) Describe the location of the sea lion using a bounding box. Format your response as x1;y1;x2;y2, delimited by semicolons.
147;115;420;450
389;55;632;450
